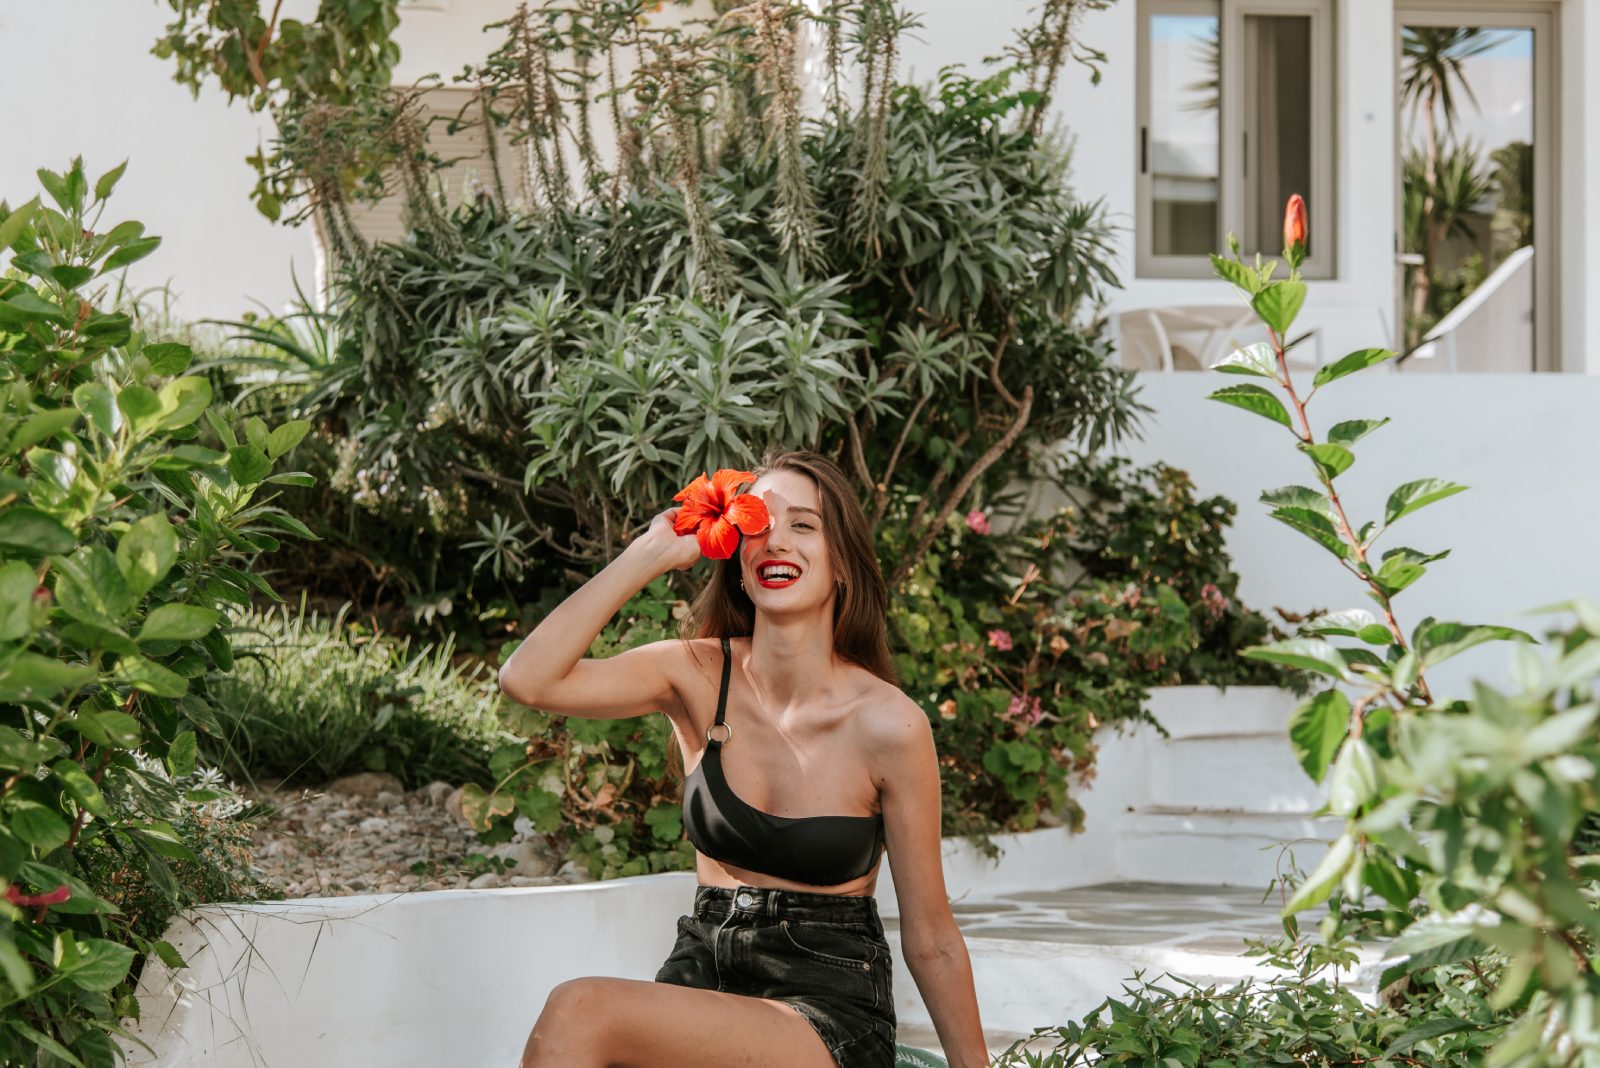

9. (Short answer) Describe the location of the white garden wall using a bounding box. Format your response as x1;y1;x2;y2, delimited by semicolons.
1063;371;1600;700
118;685;1318;1067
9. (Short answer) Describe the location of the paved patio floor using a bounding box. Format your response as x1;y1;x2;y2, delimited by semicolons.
885;880;1344;1060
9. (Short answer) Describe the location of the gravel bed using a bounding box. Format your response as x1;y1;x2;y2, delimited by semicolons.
235;771;593;899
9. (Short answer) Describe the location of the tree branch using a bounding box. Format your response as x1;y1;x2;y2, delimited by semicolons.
892;383;1034;588
869;392;929;529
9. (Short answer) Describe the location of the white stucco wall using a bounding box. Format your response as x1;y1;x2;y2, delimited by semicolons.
1060;371;1600;699
0;1;319;322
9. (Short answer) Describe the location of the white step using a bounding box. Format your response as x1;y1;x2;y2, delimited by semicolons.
1116;808;1342;887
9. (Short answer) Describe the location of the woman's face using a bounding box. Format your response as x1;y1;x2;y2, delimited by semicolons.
739;468;837;612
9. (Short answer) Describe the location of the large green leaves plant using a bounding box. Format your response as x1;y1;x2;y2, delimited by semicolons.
0;159;313;1065
1203;201;1596;1067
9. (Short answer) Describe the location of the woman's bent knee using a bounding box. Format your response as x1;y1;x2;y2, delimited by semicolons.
523;979;615;1067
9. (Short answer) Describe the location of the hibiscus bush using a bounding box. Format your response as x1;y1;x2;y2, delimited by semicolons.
0;162;311;1065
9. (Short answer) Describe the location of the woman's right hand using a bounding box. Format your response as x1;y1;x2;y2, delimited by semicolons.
638;507;705;572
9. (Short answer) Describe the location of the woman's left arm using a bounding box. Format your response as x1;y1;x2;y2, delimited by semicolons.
869;694;989;1068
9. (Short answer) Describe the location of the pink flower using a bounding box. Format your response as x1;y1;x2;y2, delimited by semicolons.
1007;694;1044;726
965;510;991;535
1200;582;1230;620
986;629;1013;652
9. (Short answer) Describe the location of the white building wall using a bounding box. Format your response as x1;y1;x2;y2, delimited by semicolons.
900;0;1597;374
1073;371;1600;698
0;1;319;322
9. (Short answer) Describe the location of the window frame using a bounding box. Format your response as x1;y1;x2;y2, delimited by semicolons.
1135;0;1338;279
1391;1;1559;372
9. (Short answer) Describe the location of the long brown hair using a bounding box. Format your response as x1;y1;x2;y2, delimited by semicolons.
665;447;896;778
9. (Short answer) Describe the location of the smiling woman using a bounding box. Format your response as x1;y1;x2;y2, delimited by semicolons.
497;448;989;1068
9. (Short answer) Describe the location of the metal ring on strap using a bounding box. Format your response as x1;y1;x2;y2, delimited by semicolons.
706;721;733;745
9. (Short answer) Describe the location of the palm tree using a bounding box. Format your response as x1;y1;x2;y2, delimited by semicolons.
1399;26;1508;349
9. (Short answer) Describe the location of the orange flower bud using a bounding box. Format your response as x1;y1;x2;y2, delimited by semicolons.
1283;193;1308;255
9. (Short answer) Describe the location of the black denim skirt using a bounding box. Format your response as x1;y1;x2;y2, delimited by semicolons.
653;883;897;1068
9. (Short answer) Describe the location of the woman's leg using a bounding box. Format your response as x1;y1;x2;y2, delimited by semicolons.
521;976;836;1068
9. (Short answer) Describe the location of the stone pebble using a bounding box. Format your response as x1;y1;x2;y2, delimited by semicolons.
237;770;593;898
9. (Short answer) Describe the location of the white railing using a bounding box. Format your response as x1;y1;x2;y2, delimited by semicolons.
1400;244;1535;373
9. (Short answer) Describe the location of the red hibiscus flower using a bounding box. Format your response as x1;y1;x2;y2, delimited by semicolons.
671;468;772;560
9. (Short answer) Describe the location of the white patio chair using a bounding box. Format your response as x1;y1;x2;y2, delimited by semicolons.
1111;303;1334;373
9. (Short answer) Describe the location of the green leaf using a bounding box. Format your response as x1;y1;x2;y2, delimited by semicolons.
143;342;193;376
1260;484;1333;517
1209;341;1277;379
265;471;317;487
1300;442;1354;480
1268;506;1350;560
1384;478;1468;526
1374;556;1428;596
0;507;75;554
10;1016;88;1065
100;236;161;273
1385;1019;1479;1057
1208;384;1292;428
152;939;189;971
1243;638;1351;681
1416;622;1537;669
113;655;188;698
0;652;96;702
0;934;35;998
228;445;272;486
116;515;179;598
0;197;39;250
36;167;74;212
266;419;310;459
157;376;212;432
150;444;228;470
46;264;93;289
244;417;269;452
51;758;110;818
1284;832;1357;914
54;544;134;625
1288;689;1350;783
11;409;78;452
9;800;70;850
1327;737;1381;816
60;937;136;992
204;408;238;449
1313;347;1395;389
0;291;71;328
0;561;37;642
1301;609;1380;639
167;730;198;777
69;708;143;749
1327;417;1390;448
116;384;162;432
137;604;221;642
1251;281;1307;336
72;381;119;437
1209;253;1261;294
92;160;129;201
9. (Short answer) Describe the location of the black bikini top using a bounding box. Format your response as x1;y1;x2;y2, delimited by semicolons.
681;636;885;886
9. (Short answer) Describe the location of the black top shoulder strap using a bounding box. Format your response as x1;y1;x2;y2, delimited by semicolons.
714;636;731;734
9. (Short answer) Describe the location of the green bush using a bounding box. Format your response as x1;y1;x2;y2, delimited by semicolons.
0;160;312;1066
202;602;513;791
237;2;1145;630
462;577;696;881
